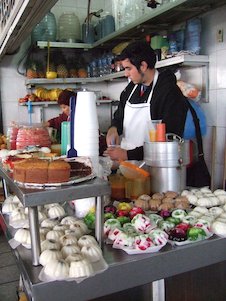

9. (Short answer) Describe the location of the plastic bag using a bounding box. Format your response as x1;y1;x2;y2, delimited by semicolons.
183;100;207;140
177;80;201;102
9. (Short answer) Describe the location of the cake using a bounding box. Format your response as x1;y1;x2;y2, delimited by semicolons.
48;160;70;183
14;228;31;245
67;160;92;178
44;259;69;279
41;218;58;229
69;258;94;278
61;244;81;258
46;230;64;241
13;158;70;184
77;235;98;248
81;245;103;262
60;234;78;246
39;249;63;266
48;205;66;219
13;158;48;183
41;239;61;252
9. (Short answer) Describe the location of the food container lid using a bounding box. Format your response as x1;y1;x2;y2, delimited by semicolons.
119;161;150;179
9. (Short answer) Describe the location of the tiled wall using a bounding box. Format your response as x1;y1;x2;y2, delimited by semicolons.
201;6;226;189
0;1;225;188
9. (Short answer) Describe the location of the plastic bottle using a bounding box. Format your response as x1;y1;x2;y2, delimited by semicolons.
168;33;178;54
185;18;201;54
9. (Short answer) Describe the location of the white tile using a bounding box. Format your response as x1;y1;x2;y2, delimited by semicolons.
215;127;226;165
216;49;226;88
216;89;226;127
202;90;217;126
213;163;225;189
208;53;217;90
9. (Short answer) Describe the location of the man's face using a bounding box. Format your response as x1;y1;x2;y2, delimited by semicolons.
121;58;142;84
60;104;70;116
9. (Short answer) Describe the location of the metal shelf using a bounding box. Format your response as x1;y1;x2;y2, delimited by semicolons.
156;54;209;68
35;0;226;51
19;101;58;107
25;71;126;86
0;166;110;266
1;212;226;301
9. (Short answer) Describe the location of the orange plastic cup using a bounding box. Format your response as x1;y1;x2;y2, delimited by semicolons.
156;123;166;142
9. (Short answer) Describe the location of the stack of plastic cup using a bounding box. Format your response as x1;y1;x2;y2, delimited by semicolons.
61;121;70;155
74;90;99;174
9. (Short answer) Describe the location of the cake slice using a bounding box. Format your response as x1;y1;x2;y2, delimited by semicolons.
48;160;70;183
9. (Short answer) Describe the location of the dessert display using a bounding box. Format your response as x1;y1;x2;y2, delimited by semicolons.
39;249;63;266
181;188;226;207
46;230;65;241
61;244;81;258
133;191;190;211
65;157;93;178
13;158;70;184
16;125;51;150
47;205;66;219
81;245;103;263
44;259;69;279
14;228;31;246
69;259;94;278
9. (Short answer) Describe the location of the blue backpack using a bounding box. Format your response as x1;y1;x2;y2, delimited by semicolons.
183;99;207;140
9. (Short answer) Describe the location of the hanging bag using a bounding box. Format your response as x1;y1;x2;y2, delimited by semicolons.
185;99;211;187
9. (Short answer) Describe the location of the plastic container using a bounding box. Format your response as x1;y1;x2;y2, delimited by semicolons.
61;121;70;155
16;124;51;150
58;13;81;42
185;18;201;54
31;12;57;43
108;174;126;200
7;124;19;150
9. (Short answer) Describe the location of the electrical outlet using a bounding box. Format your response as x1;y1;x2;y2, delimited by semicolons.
217;29;223;42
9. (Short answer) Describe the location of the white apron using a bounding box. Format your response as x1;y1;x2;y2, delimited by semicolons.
121;70;159;150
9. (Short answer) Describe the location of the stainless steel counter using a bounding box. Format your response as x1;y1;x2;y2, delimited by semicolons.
0;166;111;265
1;166;226;301
1;210;226;301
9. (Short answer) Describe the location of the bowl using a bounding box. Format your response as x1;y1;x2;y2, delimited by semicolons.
46;71;57;79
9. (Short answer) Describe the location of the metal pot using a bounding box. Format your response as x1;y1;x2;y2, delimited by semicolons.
144;137;189;193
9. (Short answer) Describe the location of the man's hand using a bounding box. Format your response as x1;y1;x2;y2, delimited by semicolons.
103;146;128;162
106;127;120;146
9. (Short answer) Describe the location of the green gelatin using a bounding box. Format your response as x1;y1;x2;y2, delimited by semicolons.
187;227;206;241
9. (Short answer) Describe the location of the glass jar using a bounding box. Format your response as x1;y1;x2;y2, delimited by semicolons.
31;12;57;43
108;174;126;200
58;13;81;42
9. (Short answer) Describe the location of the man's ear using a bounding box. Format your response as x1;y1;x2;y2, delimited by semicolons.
140;61;148;73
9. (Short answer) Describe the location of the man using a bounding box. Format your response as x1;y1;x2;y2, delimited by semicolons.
105;41;188;163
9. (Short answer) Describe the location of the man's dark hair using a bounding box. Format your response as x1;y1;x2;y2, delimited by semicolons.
117;41;156;70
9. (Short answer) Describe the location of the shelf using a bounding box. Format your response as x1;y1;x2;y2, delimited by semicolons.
0;167;110;207
25;71;126;86
19;101;58;107
156;54;209;68
35;0;226;51
37;41;92;49
1;211;226;301
25;54;208;87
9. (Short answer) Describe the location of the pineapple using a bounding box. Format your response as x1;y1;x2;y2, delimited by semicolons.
26;62;38;79
68;59;78;78
56;63;68;78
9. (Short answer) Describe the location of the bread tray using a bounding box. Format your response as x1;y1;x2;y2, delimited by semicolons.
14;173;96;189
